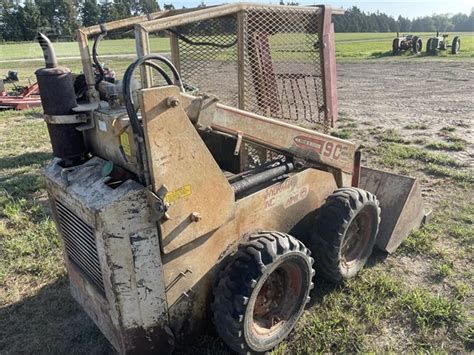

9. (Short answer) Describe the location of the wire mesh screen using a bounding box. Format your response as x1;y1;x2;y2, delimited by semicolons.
172;15;239;107
172;6;328;133
243;7;326;131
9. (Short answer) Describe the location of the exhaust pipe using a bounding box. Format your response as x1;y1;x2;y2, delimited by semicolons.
35;33;86;165
37;32;58;69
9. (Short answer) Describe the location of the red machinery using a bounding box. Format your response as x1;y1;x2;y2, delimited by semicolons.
0;71;42;110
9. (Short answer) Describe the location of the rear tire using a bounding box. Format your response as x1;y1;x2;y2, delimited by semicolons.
426;38;433;54
452;36;460;54
392;38;400;55
309;188;380;283
212;232;314;354
412;37;422;54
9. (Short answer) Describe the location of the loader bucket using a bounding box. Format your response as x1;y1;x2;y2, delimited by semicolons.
359;166;427;253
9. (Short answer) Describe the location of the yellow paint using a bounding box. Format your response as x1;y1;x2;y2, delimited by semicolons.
164;184;192;204
120;132;131;156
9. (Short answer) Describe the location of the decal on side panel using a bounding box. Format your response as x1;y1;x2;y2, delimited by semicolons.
264;176;309;210
294;135;351;162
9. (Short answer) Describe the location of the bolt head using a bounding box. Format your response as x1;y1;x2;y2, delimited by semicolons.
166;96;180;108
190;212;202;222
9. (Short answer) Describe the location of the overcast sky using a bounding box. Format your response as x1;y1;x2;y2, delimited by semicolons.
167;0;474;19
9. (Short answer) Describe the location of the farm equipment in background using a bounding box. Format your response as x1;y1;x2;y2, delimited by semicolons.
392;33;423;55
0;71;42;110
35;4;428;354
426;32;461;54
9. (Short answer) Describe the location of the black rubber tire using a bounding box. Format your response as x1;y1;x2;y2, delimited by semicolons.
392;38;400;55
412;37;422;54
452;36;460;54
308;187;381;283
426;38;433;54
212;232;314;354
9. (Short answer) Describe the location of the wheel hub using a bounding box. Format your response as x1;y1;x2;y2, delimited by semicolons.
341;207;374;269
251;261;304;337
254;271;285;317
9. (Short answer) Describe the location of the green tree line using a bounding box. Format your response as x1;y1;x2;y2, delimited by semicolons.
334;6;474;33
0;0;160;41
0;1;473;42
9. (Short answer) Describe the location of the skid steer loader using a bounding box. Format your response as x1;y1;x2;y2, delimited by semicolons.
35;4;427;354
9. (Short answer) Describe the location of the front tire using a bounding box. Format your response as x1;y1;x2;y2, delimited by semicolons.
212;232;314;354
412;37;422;54
392;38;400;55
452;36;460;54
309;188;381;283
426;38;433;54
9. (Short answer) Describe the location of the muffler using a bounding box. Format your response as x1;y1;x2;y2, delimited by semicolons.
35;33;86;165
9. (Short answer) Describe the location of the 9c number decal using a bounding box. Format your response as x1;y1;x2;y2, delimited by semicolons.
294;136;350;162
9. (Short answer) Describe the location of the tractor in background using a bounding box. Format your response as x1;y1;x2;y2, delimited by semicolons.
426;32;461;54
392;33;422;55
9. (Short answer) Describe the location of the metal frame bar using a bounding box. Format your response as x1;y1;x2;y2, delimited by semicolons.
321;6;338;127
76;10;168;101
139;3;333;33
169;32;181;75
134;26;153;88
237;11;246;110
208;102;355;173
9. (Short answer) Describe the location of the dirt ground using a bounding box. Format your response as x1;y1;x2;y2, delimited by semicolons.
337;58;473;205
337;58;473;166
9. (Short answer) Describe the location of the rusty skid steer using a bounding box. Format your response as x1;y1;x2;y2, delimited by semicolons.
35;3;427;354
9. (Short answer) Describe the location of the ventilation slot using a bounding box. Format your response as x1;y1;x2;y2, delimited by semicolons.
56;200;105;295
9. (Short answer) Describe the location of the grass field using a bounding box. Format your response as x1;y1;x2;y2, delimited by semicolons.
1;32;472;61
0;31;473;353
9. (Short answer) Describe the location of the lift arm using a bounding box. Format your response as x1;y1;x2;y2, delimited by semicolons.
198;101;356;174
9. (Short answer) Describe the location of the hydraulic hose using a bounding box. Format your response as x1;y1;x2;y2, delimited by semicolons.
143;62;173;86
167;28;237;49
92;30;107;86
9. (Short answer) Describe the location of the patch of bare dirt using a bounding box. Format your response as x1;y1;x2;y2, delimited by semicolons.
337;58;474;167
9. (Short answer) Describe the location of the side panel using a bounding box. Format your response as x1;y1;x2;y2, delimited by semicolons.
47;190;123;352
140;86;235;254
163;168;338;339
99;191;171;352
45;157;172;354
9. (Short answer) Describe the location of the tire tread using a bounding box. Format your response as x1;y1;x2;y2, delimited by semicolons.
309;187;380;283
212;232;312;354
